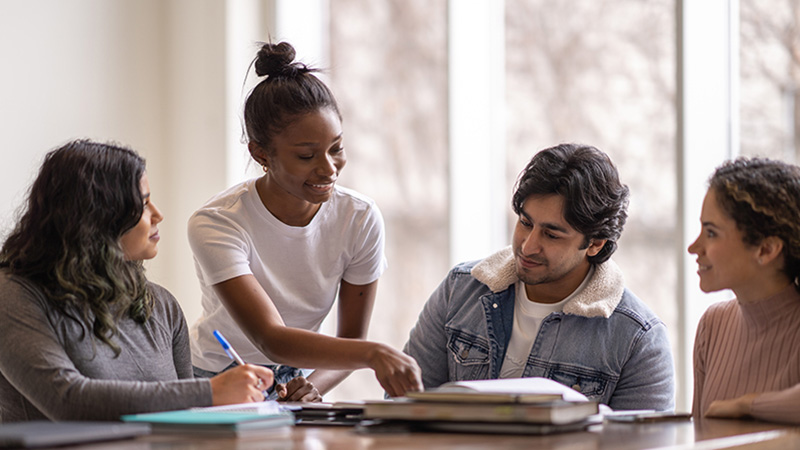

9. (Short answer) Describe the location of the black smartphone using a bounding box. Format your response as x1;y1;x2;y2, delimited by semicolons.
605;411;692;423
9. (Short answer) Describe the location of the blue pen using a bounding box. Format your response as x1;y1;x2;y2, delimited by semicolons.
213;329;245;366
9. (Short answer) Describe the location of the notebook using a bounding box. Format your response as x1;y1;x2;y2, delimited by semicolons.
120;402;294;437
0;421;150;449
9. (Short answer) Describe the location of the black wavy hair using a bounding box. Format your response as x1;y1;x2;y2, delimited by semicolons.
0;139;153;355
512;143;630;264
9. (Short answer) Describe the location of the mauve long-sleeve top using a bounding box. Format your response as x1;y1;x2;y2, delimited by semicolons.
0;270;211;422
693;283;800;424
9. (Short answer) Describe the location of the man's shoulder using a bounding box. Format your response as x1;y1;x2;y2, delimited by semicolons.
447;255;514;291
424;258;507;313
612;287;665;329
450;259;481;275
439;260;490;299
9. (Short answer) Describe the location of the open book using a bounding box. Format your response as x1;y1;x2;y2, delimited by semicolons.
406;377;589;403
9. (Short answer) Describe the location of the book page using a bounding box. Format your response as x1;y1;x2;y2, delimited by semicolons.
188;401;282;415
440;377;589;402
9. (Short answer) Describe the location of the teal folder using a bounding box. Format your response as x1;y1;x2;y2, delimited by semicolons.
121;404;294;436
122;409;290;424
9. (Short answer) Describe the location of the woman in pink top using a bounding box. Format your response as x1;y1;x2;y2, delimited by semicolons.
689;157;800;424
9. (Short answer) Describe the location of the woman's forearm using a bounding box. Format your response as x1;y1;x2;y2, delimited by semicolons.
249;325;381;370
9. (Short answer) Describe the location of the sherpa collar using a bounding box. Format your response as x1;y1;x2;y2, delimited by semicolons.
471;246;625;318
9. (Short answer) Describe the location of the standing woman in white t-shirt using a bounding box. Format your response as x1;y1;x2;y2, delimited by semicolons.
188;41;422;401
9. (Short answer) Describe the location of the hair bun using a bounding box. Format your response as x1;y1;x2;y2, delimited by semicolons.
254;41;306;78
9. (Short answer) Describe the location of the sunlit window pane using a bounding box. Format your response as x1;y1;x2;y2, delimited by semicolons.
506;0;678;361
740;1;799;162
327;0;450;400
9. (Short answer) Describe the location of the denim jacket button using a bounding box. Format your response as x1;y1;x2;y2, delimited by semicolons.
571;384;581;391
460;349;469;358
492;303;498;309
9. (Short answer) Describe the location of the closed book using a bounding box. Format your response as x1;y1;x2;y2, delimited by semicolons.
418;418;595;435
363;399;599;425
120;402;294;437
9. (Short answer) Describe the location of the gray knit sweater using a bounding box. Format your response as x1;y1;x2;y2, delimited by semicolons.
0;269;211;422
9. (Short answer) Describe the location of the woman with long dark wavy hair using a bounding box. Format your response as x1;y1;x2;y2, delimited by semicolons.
0;140;273;422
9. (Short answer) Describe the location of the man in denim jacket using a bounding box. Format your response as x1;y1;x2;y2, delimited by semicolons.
404;144;674;411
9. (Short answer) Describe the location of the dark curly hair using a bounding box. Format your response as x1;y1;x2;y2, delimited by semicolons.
0;139;153;355
512;143;630;264
244;41;341;154
709;157;800;290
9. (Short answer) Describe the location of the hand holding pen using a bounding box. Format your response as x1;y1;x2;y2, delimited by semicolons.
213;329;322;401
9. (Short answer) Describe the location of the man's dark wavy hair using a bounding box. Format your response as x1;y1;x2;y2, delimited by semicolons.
512;143;630;264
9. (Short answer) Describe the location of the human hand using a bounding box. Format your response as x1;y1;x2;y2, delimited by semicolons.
209;364;274;405
275;376;322;402
368;344;423;397
705;393;759;419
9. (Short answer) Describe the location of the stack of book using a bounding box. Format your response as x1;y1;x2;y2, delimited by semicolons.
280;401;366;426
361;377;600;435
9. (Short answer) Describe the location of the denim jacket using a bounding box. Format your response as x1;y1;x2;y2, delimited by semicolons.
404;247;675;411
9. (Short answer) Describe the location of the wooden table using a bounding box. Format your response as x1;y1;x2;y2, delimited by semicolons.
55;417;800;449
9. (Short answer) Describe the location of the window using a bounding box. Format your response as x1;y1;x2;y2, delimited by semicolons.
740;0;800;162
316;0;681;403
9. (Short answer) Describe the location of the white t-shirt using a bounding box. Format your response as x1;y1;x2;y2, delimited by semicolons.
188;178;387;371
499;266;595;379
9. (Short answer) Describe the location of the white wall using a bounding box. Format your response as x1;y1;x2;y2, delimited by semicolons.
0;0;231;323
1;0;164;229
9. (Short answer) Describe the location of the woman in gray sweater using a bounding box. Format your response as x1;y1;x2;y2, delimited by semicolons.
0;140;273;422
